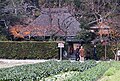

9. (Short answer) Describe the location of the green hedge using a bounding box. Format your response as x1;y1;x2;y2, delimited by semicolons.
96;44;114;59
0;41;58;59
0;35;8;41
84;44;114;60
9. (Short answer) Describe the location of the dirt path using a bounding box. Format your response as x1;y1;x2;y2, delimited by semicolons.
0;59;48;69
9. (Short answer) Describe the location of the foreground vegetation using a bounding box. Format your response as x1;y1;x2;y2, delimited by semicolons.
0;60;96;81
41;62;110;81
98;61;120;81
1;60;120;81
66;62;110;81
0;41;58;59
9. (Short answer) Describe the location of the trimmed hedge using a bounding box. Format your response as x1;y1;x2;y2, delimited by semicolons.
0;41;58;59
0;35;8;41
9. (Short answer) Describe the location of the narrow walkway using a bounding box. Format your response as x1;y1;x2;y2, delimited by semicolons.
0;58;79;69
0;59;101;69
0;59;49;69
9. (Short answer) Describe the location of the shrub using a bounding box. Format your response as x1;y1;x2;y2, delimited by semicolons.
0;41;58;59
84;44;114;60
96;44;114;59
0;35;8;41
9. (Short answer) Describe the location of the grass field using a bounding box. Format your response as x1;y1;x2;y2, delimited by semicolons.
98;62;120;81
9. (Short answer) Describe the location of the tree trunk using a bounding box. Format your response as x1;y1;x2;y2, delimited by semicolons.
11;0;17;15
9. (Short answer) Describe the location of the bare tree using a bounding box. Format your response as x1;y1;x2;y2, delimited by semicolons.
73;0;119;60
74;0;118;26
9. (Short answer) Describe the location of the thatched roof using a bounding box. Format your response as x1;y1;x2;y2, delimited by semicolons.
21;7;80;37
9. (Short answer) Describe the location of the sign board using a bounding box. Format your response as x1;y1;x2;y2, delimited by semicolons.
102;41;107;46
117;50;120;56
58;43;64;48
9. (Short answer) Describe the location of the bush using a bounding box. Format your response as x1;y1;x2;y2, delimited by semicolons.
0;35;8;41
0;25;8;41
96;44;114;59
0;41;58;59
84;44;114;60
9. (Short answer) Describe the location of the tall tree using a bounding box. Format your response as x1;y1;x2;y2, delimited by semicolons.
74;0;119;37
74;0;120;60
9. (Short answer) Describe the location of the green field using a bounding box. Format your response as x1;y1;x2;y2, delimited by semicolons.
0;60;120;81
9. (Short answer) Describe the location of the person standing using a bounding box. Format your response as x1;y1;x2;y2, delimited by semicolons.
79;46;85;61
75;46;80;61
93;45;98;60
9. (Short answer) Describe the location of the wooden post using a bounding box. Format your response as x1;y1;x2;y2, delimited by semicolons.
105;43;107;60
59;0;62;7
58;42;64;60
60;48;62;60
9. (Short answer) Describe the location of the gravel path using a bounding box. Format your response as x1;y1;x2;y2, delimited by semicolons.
0;59;49;69
0;59;101;69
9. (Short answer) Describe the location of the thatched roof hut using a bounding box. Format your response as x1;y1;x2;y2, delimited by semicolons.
20;7;80;37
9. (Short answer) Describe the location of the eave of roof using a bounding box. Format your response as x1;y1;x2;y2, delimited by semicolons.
22;8;80;37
